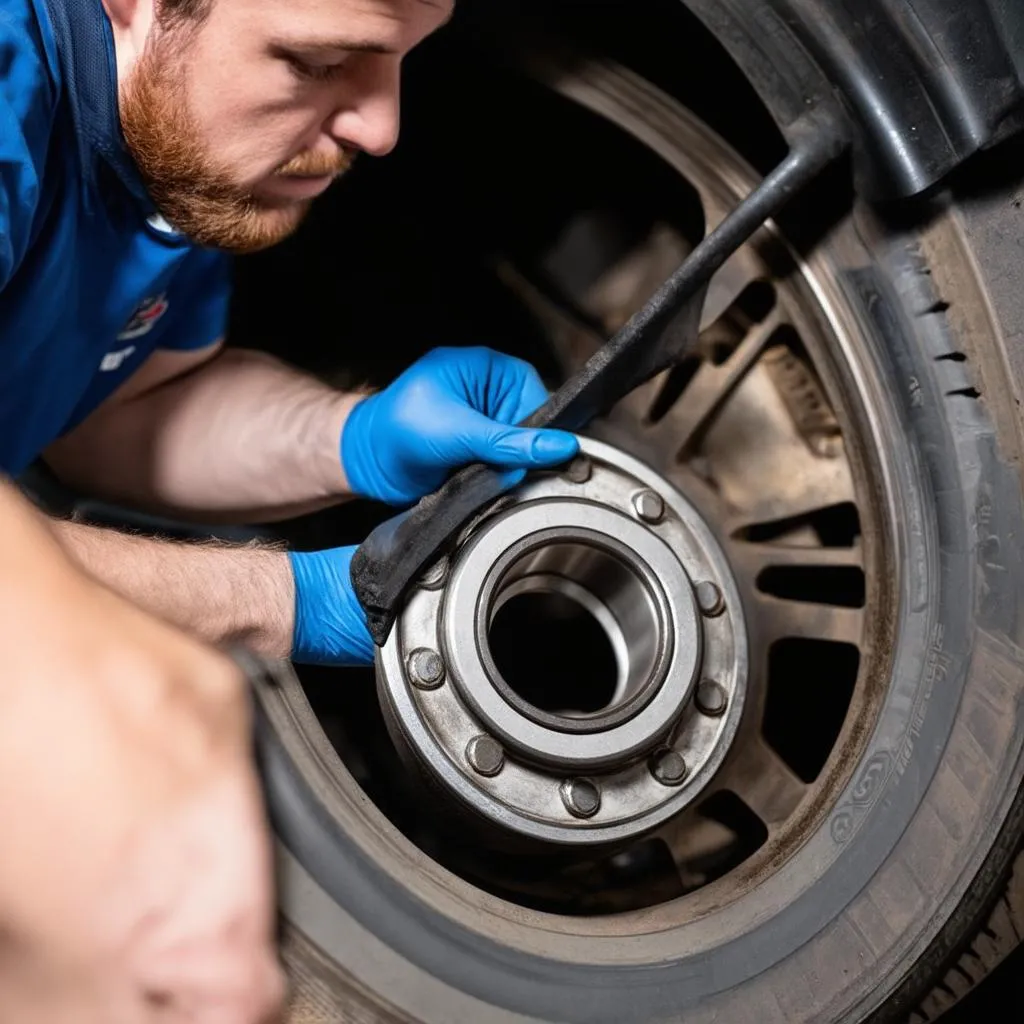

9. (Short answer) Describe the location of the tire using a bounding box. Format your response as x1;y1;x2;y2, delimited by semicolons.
232;9;1024;1022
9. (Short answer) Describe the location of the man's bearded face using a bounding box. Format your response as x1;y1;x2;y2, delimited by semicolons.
120;33;354;254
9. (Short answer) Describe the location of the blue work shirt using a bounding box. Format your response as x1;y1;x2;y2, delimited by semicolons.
0;0;231;477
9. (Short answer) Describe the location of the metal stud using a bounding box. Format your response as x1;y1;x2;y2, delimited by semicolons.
695;580;725;617
650;749;688;786
466;736;505;777
632;490;665;524
560;778;601;819
407;648;445;690
695;679;728;717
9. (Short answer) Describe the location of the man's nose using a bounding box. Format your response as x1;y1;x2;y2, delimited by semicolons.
326;58;402;157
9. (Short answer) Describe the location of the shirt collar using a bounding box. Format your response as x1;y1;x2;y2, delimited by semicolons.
41;0;153;213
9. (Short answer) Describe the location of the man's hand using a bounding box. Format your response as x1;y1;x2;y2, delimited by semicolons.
341;346;580;506
0;483;284;1024
289;545;374;666
287;348;580;666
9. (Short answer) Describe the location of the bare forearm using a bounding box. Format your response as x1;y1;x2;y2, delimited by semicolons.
52;518;294;658
46;349;363;522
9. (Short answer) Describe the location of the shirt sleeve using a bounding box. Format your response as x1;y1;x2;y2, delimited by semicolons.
0;11;58;291
154;247;233;352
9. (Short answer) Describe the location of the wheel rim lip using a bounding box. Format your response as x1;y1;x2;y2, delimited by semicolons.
271;54;916;970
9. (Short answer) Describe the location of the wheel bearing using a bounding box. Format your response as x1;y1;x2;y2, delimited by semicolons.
376;438;749;846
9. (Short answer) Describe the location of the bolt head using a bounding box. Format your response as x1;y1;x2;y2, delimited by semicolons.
560;778;601;819
695;679;728;717
465;735;505;777
650;748;688;787
563;456;593;484
695;580;725;617
407;648;445;689
418;556;450;590
633;489;665;524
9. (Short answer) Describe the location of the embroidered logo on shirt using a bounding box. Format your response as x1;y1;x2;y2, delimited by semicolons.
117;294;170;341
100;345;137;372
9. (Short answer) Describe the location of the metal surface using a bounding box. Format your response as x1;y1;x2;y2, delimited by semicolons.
562;455;593;484
417;556;450;591
459;515;686;748
350;111;849;647
376;437;749;845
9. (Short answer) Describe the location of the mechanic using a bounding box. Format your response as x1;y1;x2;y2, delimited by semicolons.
1;0;578;664
0;0;579;1019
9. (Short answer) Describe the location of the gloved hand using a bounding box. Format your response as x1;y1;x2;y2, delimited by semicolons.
341;346;580;506
289;545;375;666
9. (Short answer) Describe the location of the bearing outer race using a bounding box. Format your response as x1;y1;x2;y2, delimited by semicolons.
441;501;702;769
475;528;671;734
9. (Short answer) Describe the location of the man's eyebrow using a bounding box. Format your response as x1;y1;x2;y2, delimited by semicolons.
271;38;397;56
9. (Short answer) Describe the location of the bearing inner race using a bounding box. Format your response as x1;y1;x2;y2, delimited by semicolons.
480;529;670;733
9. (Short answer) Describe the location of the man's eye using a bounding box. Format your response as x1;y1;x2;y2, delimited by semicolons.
286;55;344;82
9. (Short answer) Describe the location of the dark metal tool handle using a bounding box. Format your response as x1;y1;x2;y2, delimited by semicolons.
351;112;849;646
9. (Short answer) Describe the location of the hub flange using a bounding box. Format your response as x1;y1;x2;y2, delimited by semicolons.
376;438;749;845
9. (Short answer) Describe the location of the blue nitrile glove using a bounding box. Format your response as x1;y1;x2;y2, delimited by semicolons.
289;546;375;666
341;347;580;505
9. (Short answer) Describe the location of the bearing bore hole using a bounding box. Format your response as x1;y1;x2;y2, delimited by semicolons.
488;591;618;715
486;541;661;720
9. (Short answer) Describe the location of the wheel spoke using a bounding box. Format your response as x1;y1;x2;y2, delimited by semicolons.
644;309;784;451
723;737;810;828
730;541;863;576
656;811;737;866
700;249;768;331
726;460;857;536
750;592;864;646
611;372;670;422
656;460;734;526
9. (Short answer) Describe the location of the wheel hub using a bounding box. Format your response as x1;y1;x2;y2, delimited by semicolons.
377;437;749;845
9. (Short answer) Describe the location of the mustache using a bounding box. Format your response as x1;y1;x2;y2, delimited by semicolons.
274;148;355;178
